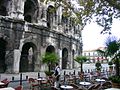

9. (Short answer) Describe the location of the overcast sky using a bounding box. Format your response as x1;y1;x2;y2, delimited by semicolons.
82;19;120;51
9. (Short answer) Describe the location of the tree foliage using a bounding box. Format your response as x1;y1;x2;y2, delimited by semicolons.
74;56;88;72
96;36;120;76
41;0;120;33
42;52;59;72
77;0;120;34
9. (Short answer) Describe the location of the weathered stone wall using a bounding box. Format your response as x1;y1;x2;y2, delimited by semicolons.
0;0;82;73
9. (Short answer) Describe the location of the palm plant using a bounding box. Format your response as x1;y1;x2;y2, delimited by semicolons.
95;61;102;71
105;37;120;76
96;36;120;76
74;56;88;73
42;52;59;73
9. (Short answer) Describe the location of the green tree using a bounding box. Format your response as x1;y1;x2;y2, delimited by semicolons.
105;37;120;76
96;36;120;76
42;52;59;72
74;56;88;73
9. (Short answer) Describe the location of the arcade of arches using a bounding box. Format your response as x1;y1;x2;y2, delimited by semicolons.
0;0;82;73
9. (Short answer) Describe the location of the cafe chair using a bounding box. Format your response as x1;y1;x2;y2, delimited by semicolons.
93;83;101;90
1;78;7;82
101;81;112;89
101;77;109;81
40;79;50;89
28;78;39;90
0;78;10;88
88;85;95;90
47;76;54;86
50;86;59;90
15;85;23;90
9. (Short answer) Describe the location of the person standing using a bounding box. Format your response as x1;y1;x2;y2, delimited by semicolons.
54;62;60;88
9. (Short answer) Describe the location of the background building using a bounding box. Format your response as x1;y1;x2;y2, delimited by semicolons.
0;0;82;73
83;47;108;63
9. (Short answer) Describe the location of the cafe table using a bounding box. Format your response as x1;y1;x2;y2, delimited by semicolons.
0;87;15;90
79;81;91;88
96;78;105;84
96;79;105;82
105;88;120;90
60;85;73;90
80;81;91;86
0;82;5;85
37;77;46;81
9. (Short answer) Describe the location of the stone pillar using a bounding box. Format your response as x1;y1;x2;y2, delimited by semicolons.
8;0;24;19
40;4;47;27
70;51;73;69
13;49;21;73
37;4;43;24
5;50;14;73
59;49;62;69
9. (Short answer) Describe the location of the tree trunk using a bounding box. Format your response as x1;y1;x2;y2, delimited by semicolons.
48;64;51;72
81;63;83;73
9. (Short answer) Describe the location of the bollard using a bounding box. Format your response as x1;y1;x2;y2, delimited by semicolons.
20;73;22;85
64;71;66;75
26;76;28;80
73;70;75;75
12;77;14;81
38;72;40;78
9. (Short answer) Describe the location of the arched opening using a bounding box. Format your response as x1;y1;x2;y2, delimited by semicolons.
20;42;36;72
0;0;8;16
24;0;38;23
46;45;55;70
46;45;55;53
47;6;56;28
62;48;68;69
62;15;69;33
0;38;7;73
24;15;32;23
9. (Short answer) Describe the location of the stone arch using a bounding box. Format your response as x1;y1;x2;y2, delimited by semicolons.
24;0;39;23
0;37;7;73
47;5;56;28
62;48;68;69
20;42;37;72
46;45;55;53
0;0;8;16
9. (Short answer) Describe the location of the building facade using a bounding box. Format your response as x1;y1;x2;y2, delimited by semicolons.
0;0;82;73
83;47;108;63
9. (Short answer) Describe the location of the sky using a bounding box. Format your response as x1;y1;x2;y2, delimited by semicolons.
82;19;120;51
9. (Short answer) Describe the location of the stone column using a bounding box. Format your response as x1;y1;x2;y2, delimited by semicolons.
8;0;24;19
42;5;47;27
13;49;21;73
59;49;62;69
5;50;14;73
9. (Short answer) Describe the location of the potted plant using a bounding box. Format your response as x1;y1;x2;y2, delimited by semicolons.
95;61;102;76
109;75;120;88
108;61;113;72
42;52;59;76
74;56;88;81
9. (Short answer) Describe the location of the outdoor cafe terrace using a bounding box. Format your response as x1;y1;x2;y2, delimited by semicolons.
0;66;118;90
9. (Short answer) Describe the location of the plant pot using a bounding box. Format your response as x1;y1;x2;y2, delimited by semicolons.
45;71;54;76
112;82;120;88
